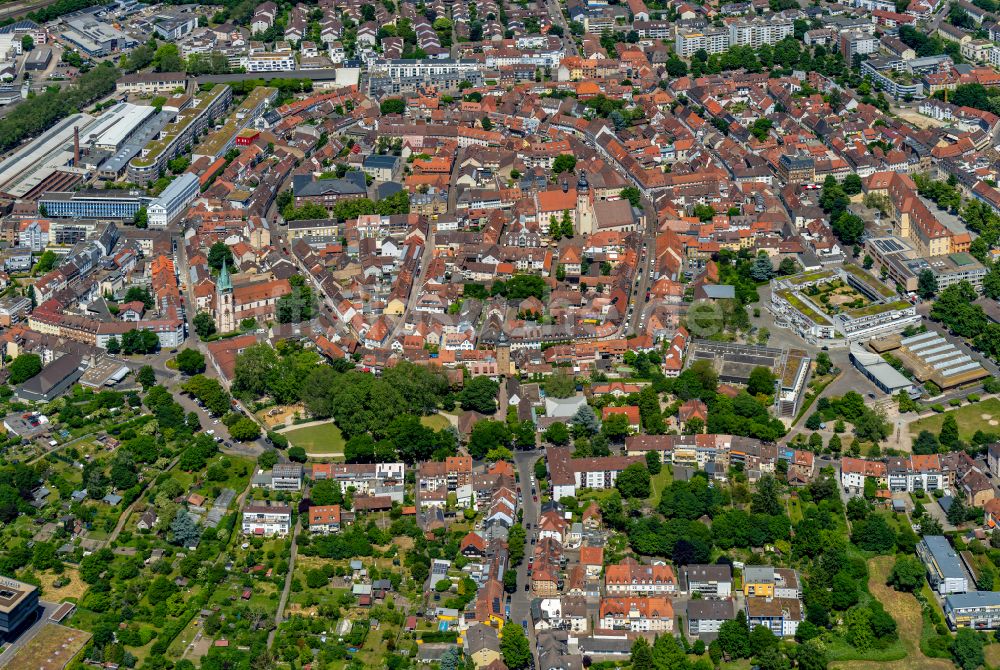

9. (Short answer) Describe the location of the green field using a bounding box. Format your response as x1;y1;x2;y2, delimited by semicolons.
908;397;1000;440
283;421;346;455
420;414;452;431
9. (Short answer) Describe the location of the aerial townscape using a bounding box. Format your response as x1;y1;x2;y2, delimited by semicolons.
6;0;1000;669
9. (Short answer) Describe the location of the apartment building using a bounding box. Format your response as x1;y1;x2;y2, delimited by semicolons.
680;564;733;597
251;463;304;491
532;596;589;632
687;599;736;636
675;27;730;56
116;72;187;95
308;504;344;534
417;455;474;508
598;597;674;632
886;455;942;492
604;558;677;595
368;58;485;96
840;457;888;492
546;446;643;499
745;597;803;637
241;52;296;72
532;536;563;596
311;462;406;499
728;16;794;47
945;591;1000;629
128;85;233;183
241;501;292;536
917;535;970;595
742;566;801;599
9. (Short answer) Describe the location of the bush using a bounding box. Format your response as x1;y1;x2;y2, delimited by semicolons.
268;431;288;449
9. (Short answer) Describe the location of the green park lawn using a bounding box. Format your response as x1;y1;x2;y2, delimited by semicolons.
283;421;346;455
908;397;1000;441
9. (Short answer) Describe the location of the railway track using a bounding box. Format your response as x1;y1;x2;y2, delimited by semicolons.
0;0;59;21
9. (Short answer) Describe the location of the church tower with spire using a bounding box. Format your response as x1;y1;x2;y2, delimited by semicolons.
577;170;594;236
216;259;235;334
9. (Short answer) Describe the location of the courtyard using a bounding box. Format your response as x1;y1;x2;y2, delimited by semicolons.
801;278;871;317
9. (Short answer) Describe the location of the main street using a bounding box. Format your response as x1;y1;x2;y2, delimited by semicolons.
546;0;578;58
625;195;659;336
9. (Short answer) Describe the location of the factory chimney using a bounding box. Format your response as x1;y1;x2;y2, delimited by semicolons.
73;126;80;166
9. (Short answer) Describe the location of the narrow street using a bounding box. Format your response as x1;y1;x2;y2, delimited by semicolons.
100;453;183;549
268;511;302;648
510;450;542;657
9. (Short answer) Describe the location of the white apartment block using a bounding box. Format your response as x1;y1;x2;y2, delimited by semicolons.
242;52;295;72
241;503;292;536
675;27;730;56
728;17;794;48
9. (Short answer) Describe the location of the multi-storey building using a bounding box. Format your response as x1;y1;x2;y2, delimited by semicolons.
742;566;801;599
128;85;232;184
840;457;888;492
38;190;148;220
241;52;296;72
945;592;1000;629
688;599;736;636
532;597;589;632
241;502;292;536
675;27;730;56
598;597;674;632
0;576;39;638
311;462;406;499
918;535;970;595
148;173;199;228
546;446;643;499
728;16;794;48
308;504;344;534
604;558;677;595
367;59;485;96
745;597;803;637
680;564;733;597
417;456;474;508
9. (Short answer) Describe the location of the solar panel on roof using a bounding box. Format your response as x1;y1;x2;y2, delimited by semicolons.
916;344;956;357
933;355;971;370
939;361;983;376
923;350;964;363
908;337;947;352
901;331;939;345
